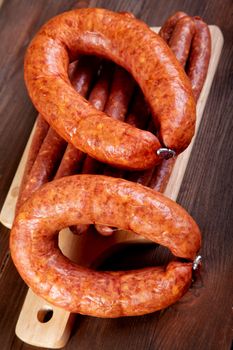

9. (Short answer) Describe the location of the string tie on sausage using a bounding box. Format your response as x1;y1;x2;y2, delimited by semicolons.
193;255;202;270
157;147;176;160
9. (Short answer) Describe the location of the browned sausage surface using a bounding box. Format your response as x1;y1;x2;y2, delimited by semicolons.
126;120;156;186
16;116;49;211
11;175;201;317
94;67;135;236
54;145;85;179
151;14;211;193
17;128;66;209
149;157;176;192
186;17;211;101
18;57;99;208
104;66;135;121
169;16;196;67
159;11;187;42
76;60;114;178
24;8;196;169
70;61;113;235
96;14;211;236
125;89;150;129
95;87;151;236
54;56;100;179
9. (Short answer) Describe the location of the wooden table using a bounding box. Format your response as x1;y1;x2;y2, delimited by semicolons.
0;1;232;349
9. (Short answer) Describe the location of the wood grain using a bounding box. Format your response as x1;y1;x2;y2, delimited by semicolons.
0;1;232;350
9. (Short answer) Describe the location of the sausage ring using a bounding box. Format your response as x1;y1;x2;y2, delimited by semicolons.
10;175;201;317
24;8;196;170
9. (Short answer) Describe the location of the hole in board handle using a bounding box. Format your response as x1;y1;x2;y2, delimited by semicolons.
37;307;53;323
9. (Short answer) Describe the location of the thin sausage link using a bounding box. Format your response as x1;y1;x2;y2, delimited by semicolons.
148;157;176;193
95;66;135;180
17;128;67;208
54;56;101;179
159;11;187;43
169;16;196;67
78;60;115;179
97;65;136;181
148;16;196;193
149;16;211;191
82;65;135;236
126;119;156;186
16;116;49;212
186;17;211;101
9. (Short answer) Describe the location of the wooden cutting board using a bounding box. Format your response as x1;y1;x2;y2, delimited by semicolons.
0;26;223;349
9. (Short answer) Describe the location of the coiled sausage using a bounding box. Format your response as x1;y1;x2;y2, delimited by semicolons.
11;175;201;317
24;8;196;169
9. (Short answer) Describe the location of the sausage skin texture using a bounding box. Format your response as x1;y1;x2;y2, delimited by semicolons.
11;175;201;317
97;15;210;236
151;15;210;193
54;144;85;179
87;61;113;112
70;60;113;235
24;8;196;169
169;16;196;67
77;60;114;177
16;116;49;211
186;17;211;101
159;11;187;43
55;56;100;179
94;67;135;236
18;57;98;209
17;128;67;209
96;89;152;236
149;158;176;193
126;120;156;186
104;66;135;121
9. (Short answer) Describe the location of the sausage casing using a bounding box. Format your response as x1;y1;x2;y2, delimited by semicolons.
24;8;196;169
186;17;211;101
11;175;201;317
55;56;100;179
16;116;49;211
169;16;196;67
159;11;187;42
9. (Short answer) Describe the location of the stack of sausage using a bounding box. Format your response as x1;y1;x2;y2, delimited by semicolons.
16;11;211;236
10;9;210;317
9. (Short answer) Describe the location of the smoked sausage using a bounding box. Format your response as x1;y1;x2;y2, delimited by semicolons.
16;116;49;211
95;88;148;236
78;65;135;236
149;157;176;193
186;17;211;101
11;175;201;317
104;65;135;121
18;57;99;208
159;11;187;42
97;14;211;235
150;15;210;193
169;16;196;67
24;8;196;169
17;127;67;209
70;61;113;235
54;56;100;179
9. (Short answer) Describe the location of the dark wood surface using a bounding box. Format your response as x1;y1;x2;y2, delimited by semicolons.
0;0;232;349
